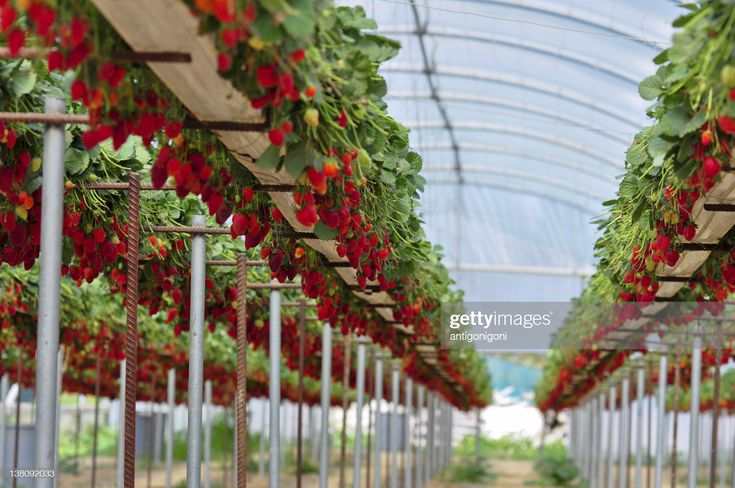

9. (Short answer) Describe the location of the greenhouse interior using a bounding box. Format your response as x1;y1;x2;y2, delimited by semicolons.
2;0;735;487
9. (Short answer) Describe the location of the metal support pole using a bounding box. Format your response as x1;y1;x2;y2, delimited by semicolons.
319;323;332;488
608;384;616;488
0;374;8;488
390;364;400;488
416;386;424;488
635;367;645;488
166;368;175;488
620;375;630;488
310;406;318;466
204;380;213;488
597;393;606;488
373;355;383;488
186;214;207;488
91;355;102;488
269;289;282;488
688;333;702;488
590;400;597;488
404;378;413;488
297;300;306;488
33;96;66;488
259;401;266;477
475;408;481;465
116;360;126;488
426;393;435;481
654;355;667;488
340;335;353;488
236;255;248;488
353;342;367;488
54;350;63;484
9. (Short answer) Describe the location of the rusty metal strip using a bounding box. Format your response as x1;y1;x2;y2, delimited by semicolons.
124;173;141;488
236;255;248;488
0;112;89;124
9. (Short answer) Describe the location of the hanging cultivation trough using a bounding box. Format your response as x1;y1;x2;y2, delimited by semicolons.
0;0;495;487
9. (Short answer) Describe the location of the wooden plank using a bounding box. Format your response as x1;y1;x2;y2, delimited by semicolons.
91;0;450;390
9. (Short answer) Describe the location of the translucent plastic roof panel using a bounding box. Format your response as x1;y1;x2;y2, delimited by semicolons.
337;0;682;302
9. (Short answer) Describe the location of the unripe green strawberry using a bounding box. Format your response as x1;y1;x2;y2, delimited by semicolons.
304;108;319;127
722;65;735;88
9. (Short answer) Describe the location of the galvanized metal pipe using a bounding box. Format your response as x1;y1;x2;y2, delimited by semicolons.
259;400;266;477
590;400;597;488
54;350;63;484
0;374;8;488
186;214;207;488
33;97;66;488
415;385;424;488
634;367;645;488
404;378;413;488
596;393;605;488
608;384;616;488
353;342;367;488
373;355;383;488
390;364;400;488
426;393;435;480
269;290;282;488
116;360;126;488
166;368;175;488
204;380;213;488
688;333;702;488
620;376;630;488
654;355;667;488
319;323;332;488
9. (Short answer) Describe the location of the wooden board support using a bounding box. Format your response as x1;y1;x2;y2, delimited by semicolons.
90;0;457;397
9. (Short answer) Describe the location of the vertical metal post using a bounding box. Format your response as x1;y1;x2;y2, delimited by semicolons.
620;375;630;488
654;355;667;488
475;408;481;465
403;378;413;488
186;214;207;488
269;289;282;488
353;341;367;488
91;355;102;488
373;354;383;488
597;393;606;488
33;96;66;488
0;374;8;488
340;335;353;488
310;406;318;465
608;384;616;488
447;405;453;468
635;366;645;488
426;393;435;481
711;324;723;488
123;171;142;488
166;368;175;488
587;396;600;488
204;380;213;488
235;255;248;488
390;363;399;488
416;385;424;488
259;401;266;477
54;349;63;485
688;332;702;488
297;300;306;488
319;323;332;488
116;360;127;488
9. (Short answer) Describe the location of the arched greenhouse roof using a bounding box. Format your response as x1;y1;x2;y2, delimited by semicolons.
338;0;683;301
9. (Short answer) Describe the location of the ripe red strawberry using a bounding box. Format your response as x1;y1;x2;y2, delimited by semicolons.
305;86;317;98
296;206;318;227
701;130;713;146
47;50;63;71
307;168;327;194
718;116;735;134
0;7;16;32
231;213;247;237
172;288;183;305
256;64;278;88
290;49;306;63
7;28;24;56
703;156;721;178
268;128;284;146
337;110;348;127
217;54;232;71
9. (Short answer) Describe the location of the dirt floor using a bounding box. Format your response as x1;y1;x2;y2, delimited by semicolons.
53;457;543;488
